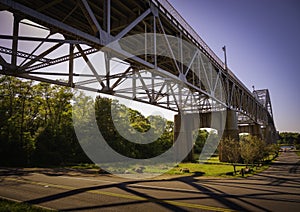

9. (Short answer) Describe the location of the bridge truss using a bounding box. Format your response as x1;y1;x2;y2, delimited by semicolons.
0;0;276;141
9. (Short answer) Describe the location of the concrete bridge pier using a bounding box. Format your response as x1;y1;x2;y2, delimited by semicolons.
262;125;277;144
174;113;197;162
239;124;262;139
222;109;239;141
219;109;239;162
174;112;214;162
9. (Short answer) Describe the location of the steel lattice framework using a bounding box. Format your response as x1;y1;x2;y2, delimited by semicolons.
0;0;276;134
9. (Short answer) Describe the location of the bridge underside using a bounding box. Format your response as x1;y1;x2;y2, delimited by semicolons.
0;0;277;161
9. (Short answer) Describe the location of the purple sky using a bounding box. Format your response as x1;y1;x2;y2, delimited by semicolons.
168;0;300;132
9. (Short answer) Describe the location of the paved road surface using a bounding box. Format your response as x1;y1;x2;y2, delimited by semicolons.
0;151;299;211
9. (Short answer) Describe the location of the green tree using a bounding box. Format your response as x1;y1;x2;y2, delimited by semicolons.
0;76;36;165
194;130;209;154
0;76;90;166
240;135;266;167
94;96;174;159
279;132;300;148
220;137;241;174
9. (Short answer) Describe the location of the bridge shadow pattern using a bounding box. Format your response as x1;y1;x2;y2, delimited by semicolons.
0;152;299;211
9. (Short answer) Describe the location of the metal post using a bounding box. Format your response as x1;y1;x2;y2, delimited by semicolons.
153;15;157;69
107;0;110;38
12;14;21;68
105;52;110;90
68;43;74;87
222;45;227;70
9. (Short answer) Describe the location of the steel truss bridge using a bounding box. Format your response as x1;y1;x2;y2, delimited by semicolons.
0;0;277;143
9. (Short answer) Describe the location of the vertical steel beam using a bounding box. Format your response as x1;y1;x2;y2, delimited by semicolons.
104;52;110;90
68;43;74;87
179;32;183;74
151;72;155;102
11;14;20;68
153;15;157;69
144;22;147;62
132;69;136;99
107;0;111;38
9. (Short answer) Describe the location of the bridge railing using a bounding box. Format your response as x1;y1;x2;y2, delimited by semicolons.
153;0;224;69
152;0;254;96
151;0;276;124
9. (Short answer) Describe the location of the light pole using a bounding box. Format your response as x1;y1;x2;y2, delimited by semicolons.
222;45;227;70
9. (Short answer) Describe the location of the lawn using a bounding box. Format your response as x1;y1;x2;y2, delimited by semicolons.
67;155;271;178
165;162;269;177
0;198;51;212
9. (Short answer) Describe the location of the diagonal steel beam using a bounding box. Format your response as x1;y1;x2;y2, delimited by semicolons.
114;8;151;41
20;43;63;71
111;66;131;90
19;33;52;67
185;49;199;77
75;44;105;89
80;0;104;38
37;0;62;12
136;71;152;101
0;0;102;45
158;18;181;73
0;55;9;69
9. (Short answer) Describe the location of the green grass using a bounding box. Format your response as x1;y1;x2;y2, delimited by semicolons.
166;163;244;177
296;151;300;157
70;163;99;169
66;155;274;178
164;162;270;178
0;198;52;212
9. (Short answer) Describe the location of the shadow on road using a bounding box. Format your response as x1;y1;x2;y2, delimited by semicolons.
1;152;299;211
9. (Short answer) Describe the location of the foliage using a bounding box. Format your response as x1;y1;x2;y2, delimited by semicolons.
278;132;300;149
240;135;266;167
0;76;174;166
0;76;90;166
193;129;209;154
95;96;173;159
219;137;241;174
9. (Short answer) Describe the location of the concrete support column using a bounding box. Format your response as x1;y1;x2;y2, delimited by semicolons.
263;125;276;144
220;109;239;162
222;109;239;141
251;124;262;139
263;125;272;144
174;113;198;162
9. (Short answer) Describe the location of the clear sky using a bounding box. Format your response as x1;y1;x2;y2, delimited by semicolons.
168;0;300;133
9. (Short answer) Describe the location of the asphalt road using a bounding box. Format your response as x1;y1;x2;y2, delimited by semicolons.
0;151;299;212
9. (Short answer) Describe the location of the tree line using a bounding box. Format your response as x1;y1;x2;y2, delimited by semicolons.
0;76;88;166
2;76;209;166
3;76;293;168
278;132;300;149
